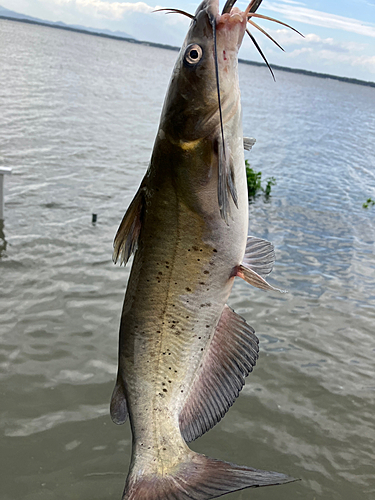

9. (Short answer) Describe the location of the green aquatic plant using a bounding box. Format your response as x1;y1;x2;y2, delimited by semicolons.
245;160;276;199
363;198;375;209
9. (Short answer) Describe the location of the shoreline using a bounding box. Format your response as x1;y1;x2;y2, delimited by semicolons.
1;15;374;89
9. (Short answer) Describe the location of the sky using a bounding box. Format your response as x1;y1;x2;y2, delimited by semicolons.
1;0;375;82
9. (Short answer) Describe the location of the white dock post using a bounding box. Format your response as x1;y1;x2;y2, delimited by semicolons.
0;167;12;220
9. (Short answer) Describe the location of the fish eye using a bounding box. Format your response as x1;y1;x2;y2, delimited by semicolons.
184;44;203;65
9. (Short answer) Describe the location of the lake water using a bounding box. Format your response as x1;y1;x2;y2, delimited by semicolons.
0;17;375;500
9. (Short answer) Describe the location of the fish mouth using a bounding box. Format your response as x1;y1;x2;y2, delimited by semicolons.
195;0;251;33
195;0;262;27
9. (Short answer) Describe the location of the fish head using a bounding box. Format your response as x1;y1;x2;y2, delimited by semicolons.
159;0;249;143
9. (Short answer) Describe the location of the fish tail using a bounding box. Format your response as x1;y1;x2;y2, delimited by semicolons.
122;452;296;500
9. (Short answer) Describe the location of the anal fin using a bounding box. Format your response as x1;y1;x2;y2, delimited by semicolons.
179;305;259;443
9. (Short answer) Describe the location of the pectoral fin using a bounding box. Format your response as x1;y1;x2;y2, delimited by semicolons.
243;137;256;151
179;305;259;443
218;139;238;224
113;184;145;265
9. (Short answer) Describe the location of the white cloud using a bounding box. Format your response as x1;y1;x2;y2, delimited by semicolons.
262;1;375;38
50;0;163;19
265;30;375;75
270;28;367;52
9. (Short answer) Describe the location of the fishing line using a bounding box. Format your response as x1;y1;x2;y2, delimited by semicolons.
210;14;226;159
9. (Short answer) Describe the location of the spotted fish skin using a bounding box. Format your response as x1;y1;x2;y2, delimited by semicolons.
110;1;295;499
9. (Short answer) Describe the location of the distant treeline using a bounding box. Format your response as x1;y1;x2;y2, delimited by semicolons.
1;15;375;89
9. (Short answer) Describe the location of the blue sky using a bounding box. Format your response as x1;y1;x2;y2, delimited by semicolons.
2;0;375;81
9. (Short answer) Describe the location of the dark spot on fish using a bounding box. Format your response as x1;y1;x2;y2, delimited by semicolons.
198;337;201;339
181;390;184;393
186;316;189;319
163;389;167;393
162;383;165;386
168;352;171;355
166;261;169;265
169;367;171;370
188;249;191;252
158;272;163;275
213;249;217;253
204;270;209;275
192;246;199;251
186;287;191;292
199;281;205;285
163;352;166;355
197;259;200;261
163;447;166;450
168;380;171;383
174;370;177;373
206;325;210;328
166;266;169;269
201;348;204;351
157;330;160;333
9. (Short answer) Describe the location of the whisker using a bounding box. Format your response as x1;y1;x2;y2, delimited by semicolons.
248;0;263;13
153;8;194;20
248;13;304;37
248;19;284;51
246;29;276;81
222;0;237;15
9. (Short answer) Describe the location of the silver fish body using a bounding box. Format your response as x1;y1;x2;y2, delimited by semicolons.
110;1;294;498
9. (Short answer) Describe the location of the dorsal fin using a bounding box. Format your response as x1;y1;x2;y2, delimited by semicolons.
113;185;145;266
179;305;259;443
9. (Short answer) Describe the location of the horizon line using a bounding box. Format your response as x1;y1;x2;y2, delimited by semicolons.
1;14;374;89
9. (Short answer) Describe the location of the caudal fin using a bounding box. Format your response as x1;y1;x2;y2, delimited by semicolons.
123;453;296;500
